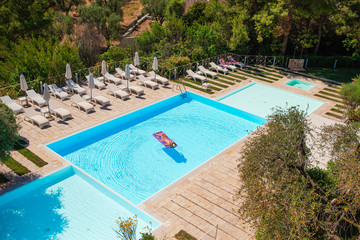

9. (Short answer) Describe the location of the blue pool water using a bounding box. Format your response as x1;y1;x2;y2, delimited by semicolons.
0;166;158;240
218;82;324;118
48;93;266;204
286;79;316;90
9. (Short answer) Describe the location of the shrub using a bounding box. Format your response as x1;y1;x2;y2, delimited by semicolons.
0;103;20;158
339;78;360;121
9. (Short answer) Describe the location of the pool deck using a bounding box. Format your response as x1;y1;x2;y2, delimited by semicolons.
0;74;342;240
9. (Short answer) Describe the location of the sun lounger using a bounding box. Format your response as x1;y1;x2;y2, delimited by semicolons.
137;75;159;90
148;71;170;86
219;58;237;72
24;108;50;129
186;70;207;82
48;84;69;101
71;94;95;113
26;90;47;107
115;68;136;81
119;84;145;97
104;72;122;85
107;84;130;100
86;75;106;90
48;100;72;121
228;56;245;68
185;70;211;90
91;89;111;107
209;62;229;74
198;66;217;79
66;80;86;95
129;64;147;75
0;95;24;114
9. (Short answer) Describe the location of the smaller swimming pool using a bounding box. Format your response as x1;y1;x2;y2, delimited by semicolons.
286;79;316;90
0;166;158;240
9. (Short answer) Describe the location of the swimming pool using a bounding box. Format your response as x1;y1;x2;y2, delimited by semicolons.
286;79;316;90
0;166;158;240
218;82;324;118
47;92;266;204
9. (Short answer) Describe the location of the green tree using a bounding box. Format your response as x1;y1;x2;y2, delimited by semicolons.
55;0;85;14
183;1;207;26
237;106;360;239
167;0;185;19
0;0;54;41
332;0;360;56
78;1;123;46
340;76;360;121
0;37;83;87
140;0;169;25
0;103;20;159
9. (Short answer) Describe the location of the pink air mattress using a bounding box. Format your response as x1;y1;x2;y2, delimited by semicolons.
153;131;177;148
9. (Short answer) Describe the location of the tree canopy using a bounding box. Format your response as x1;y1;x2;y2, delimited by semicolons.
237;106;360;239
0;103;20;159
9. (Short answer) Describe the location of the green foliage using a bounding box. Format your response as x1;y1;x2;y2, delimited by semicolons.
0;103;20;159
78;0;124;44
340;79;360;121
140;233;155;240
0;173;8;185
183;2;207;26
0;0;54;41
140;0;169;24
100;46;133;63
51;12;75;36
0;36;83;88
238;106;360;239
167;0;185;19
55;0;85;14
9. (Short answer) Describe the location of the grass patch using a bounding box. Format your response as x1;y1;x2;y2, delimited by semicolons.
180;78;222;91
0;173;8;185
335;104;346;109
255;65;287;76
0;156;30;176
239;69;279;81
17;148;47;167
325;112;343;119
211;77;235;85
175;230;197;240
306;67;360;84
323;87;339;93
225;73;246;80
247;66;284;78
330;108;344;114
173;80;213;94
233;72;273;83
206;80;228;88
318;91;342;99
315;94;343;103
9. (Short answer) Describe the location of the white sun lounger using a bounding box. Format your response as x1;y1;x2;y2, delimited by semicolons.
107;84;130;100
48;84;69;101
186;70;207;82
198;66;217;79
129;64;147;75
119;84;145;97
209;62;229;74
26;90;47;107
148;71;170;86
86;75;106;90
104;72;122;85
91;89;111;107
71;94;95;113
0;95;24;114
48;100;72;121
137;75;159;90
24;108;50;129
115;68;136;81
66;80;86;95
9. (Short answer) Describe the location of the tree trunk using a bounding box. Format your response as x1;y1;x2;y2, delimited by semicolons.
281;32;290;55
313;17;323;55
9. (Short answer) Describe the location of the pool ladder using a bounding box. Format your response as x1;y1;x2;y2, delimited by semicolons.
173;81;187;98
